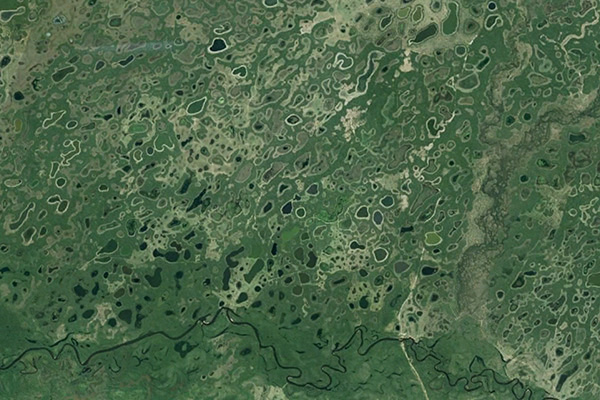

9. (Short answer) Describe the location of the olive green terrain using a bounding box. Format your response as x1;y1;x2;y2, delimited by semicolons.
0;0;599;399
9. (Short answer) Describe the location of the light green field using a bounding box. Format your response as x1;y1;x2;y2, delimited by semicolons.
0;1;598;399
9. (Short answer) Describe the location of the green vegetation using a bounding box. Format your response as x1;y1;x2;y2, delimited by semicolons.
0;0;598;399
